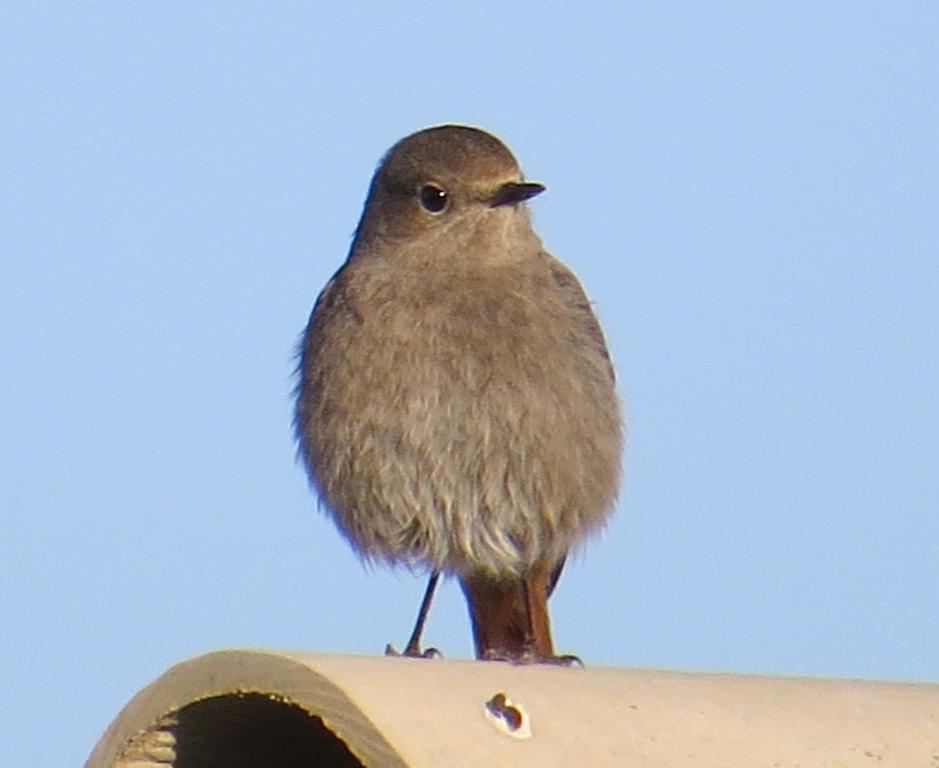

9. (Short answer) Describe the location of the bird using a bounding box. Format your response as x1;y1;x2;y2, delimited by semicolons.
294;125;622;663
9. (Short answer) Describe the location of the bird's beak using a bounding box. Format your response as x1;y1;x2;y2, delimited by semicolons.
488;181;546;208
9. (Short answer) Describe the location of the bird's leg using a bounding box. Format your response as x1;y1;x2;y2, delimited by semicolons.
385;571;442;658
403;571;440;655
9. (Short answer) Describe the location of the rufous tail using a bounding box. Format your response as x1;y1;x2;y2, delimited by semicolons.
460;561;562;662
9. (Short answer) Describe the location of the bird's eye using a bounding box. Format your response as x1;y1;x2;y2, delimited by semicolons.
419;184;449;213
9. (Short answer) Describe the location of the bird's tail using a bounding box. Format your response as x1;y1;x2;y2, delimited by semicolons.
459;560;564;661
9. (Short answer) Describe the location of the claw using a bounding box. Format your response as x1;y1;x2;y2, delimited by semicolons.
385;643;442;659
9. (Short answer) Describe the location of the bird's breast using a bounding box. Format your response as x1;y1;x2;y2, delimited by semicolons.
354;269;556;398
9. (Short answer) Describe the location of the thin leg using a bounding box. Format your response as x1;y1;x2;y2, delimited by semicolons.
385;571;441;658
403;571;440;655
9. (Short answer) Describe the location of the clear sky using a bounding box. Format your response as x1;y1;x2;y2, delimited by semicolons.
3;3;937;765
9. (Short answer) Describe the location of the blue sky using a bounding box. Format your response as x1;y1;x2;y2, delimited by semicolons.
2;3;937;765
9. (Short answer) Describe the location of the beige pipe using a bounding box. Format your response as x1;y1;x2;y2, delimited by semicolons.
86;650;939;768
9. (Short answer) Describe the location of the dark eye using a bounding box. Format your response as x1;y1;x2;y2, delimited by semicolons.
419;184;448;213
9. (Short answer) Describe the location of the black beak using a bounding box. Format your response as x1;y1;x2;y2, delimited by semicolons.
489;181;546;208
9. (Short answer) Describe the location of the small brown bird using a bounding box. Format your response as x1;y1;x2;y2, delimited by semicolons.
295;125;622;663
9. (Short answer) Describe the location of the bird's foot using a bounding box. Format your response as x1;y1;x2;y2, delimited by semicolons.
384;642;442;659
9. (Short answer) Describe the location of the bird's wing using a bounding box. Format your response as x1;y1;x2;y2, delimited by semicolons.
548;260;617;385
